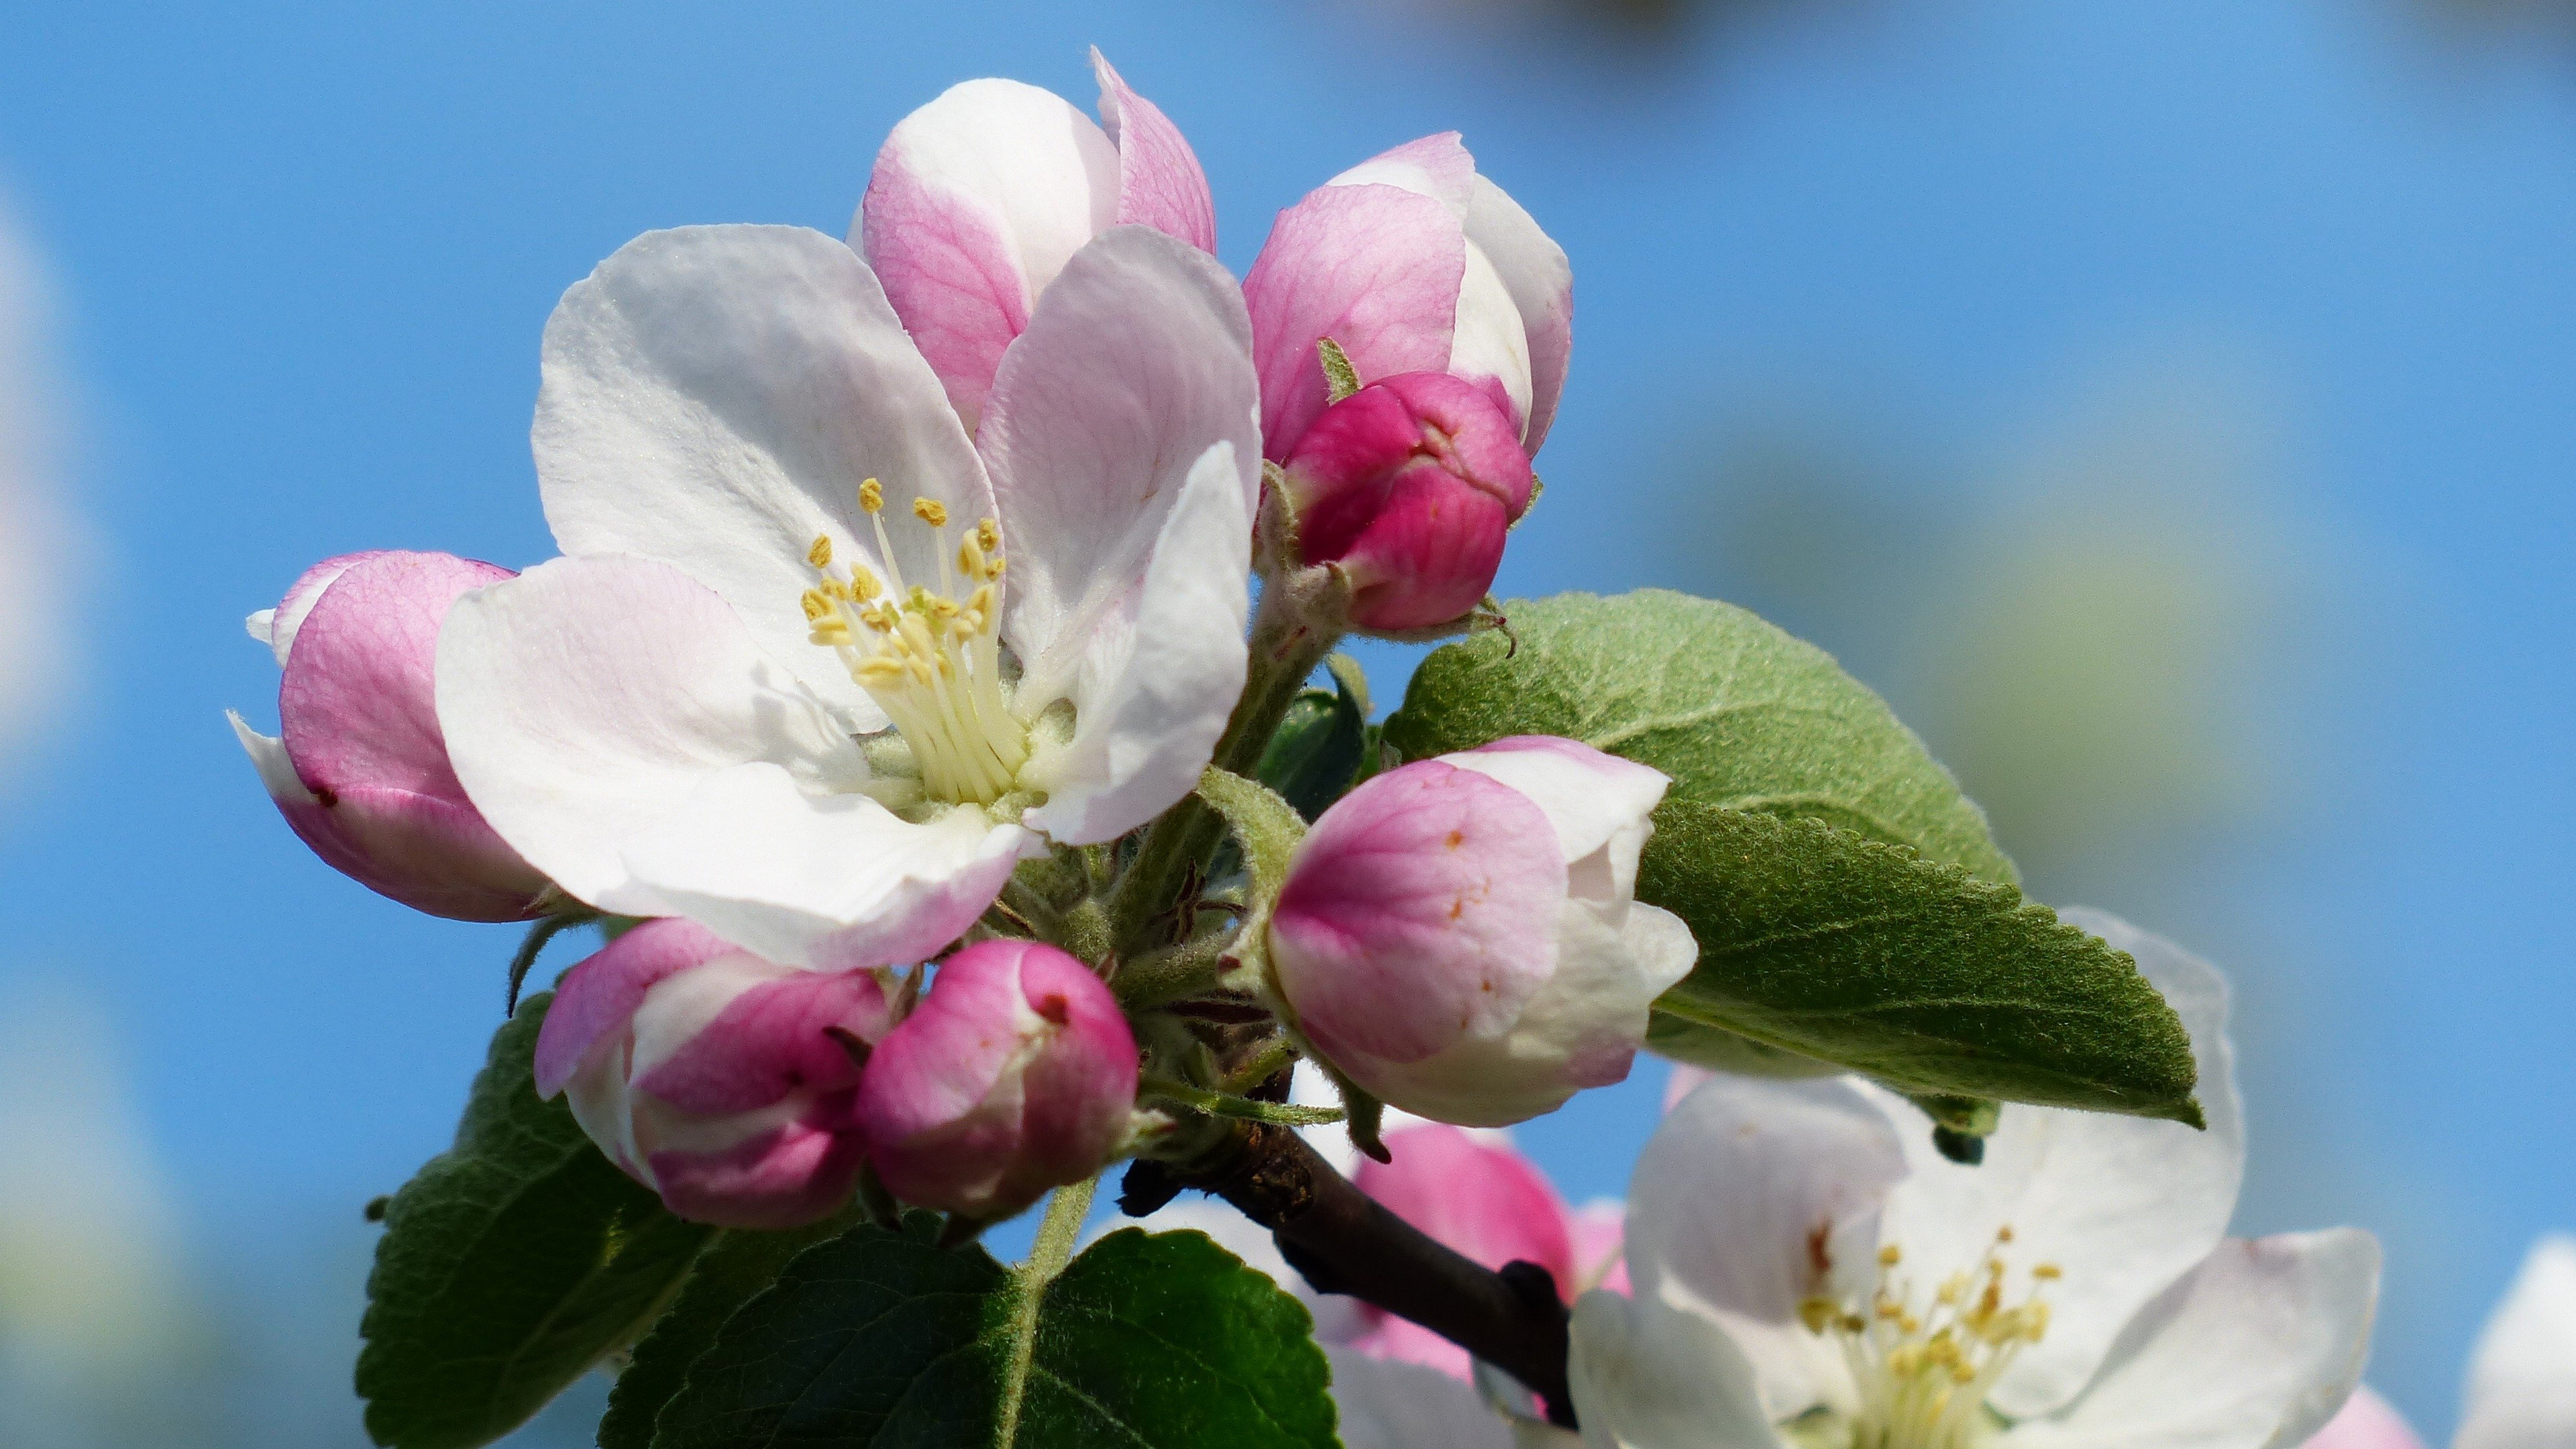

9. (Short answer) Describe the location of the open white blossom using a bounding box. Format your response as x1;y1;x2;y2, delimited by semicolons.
436;221;1258;967
1568;909;2379;1449
2455;1235;2576;1449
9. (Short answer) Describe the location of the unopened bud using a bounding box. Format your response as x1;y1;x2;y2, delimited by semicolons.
1268;736;1695;1126
1277;372;1535;632
229;551;551;921
534;918;890;1228
857;940;1138;1218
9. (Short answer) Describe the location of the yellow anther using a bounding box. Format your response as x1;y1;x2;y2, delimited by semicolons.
1840;1313;1866;1334
926;595;960;621
1996;1225;2016;1244
1978;1281;2002;1319
2024;1301;2051;1340
808;533;835;568
1951;1360;1978;1386
855;655;905;684
1878;1244;1903;1267
849;565;881;600
906;584;934;614
818;578;851;600
808;620;852;647
858;478;883;513
1937;1276;1966;1306
800;589;835;622
912;497;949;527
1875;1301;1903;1320
1798;1298;1836;1334
1898;1313;1920;1334
966;583;995;618
958;535;984;576
975;517;1000;551
2032;1263;2063;1281
1888;1346;1924;1378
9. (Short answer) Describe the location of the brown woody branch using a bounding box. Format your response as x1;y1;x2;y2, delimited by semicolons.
1122;1122;1577;1429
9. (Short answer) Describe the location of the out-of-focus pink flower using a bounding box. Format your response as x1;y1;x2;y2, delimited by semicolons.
857;49;1214;429
1244;132;1570;462
535;917;889;1229
2304;1387;2424;1449
1275;371;1534;631
1268;736;1696;1126
229;550;549;921
857;939;1137;1218
1345;1122;1625;1381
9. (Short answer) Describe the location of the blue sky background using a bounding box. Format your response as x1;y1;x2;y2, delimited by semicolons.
2;0;2572;1440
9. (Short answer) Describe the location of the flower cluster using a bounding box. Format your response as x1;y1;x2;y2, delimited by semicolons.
233;48;2396;1449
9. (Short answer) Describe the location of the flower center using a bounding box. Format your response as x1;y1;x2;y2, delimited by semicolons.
802;479;1028;806
1794;1228;2058;1449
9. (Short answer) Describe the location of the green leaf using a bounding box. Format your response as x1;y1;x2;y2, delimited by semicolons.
1641;802;2200;1122
1383;589;2018;885
358;992;717;1449
598;1208;873;1449
647;1222;1337;1448
1254;657;1369;822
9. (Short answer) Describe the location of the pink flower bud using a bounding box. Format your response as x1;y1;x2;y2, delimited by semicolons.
856;939;1138;1218
1277;372;1536;631
535;918;889;1229
229;550;549;920
1269;736;1697;1126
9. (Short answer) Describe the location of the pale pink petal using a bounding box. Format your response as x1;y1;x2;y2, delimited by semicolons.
1242;183;1463;458
280;551;511;804
1330;133;1478;216
2302;1388;2425;1449
534;917;735;1097
646;1106;869;1230
1091;50;1214;252
252;549;390;667
857;79;1119;427
634;967;888;1114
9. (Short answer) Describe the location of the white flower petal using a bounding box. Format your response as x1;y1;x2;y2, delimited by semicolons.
1461;176;1572;453
435;554;866;916
2008;1230;2379;1449
227;709;316;805
1444;239;1535;437
1567;1291;1784;1449
533;223;992;727
1623;1075;1904;1418
977;223;1258;697
1873;907;2246;1418
619;765;1035;970
1016;439;1250;845
1329;1350;1517;1449
2457;1236;2576;1449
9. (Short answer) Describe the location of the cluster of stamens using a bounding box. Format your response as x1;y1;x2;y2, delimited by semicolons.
801;478;1025;805
1798;1228;2059;1449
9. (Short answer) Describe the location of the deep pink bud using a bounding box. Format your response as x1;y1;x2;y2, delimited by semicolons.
1277;372;1534;631
535;918;890;1229
856;939;1137;1218
1269;736;1697;1126
229;550;550;920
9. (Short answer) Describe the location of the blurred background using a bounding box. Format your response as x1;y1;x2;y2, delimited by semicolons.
2;0;2571;1441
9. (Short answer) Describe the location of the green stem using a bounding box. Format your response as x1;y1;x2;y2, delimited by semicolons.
1110;584;1340;954
1139;1076;1344;1126
995;1175;1102;1445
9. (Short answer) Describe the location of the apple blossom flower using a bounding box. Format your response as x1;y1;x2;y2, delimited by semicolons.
229;549;550;921
2304;1387;2423;1449
1275;370;1537;631
435;217;1260;971
855;938;1136;1218
533;916;889;1229
857;50;1214;430
2455;1235;2576;1449
1571;910;2380;1449
1243;131;1570;462
1267;735;1697;1126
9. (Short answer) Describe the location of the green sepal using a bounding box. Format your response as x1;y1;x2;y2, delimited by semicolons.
356;992;717;1449
1642;802;2202;1124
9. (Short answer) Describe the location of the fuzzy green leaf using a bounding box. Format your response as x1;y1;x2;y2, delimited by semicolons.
1642;802;2200;1122
647;1223;1336;1448
1383;589;2018;885
358;992;716;1449
598;1208;873;1449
